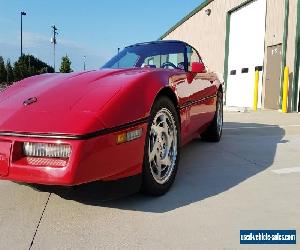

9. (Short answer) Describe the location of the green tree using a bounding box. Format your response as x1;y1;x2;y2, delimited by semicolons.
59;55;73;73
0;56;7;84
13;55;28;81
6;59;14;84
13;54;54;82
38;67;48;74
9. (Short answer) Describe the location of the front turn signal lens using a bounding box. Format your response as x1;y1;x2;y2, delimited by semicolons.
116;133;127;144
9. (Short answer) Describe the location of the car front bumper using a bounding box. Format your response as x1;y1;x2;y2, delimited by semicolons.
0;123;147;186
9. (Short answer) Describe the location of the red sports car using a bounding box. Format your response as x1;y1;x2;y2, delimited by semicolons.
0;40;223;195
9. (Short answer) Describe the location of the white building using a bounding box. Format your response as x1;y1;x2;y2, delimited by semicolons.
161;0;300;112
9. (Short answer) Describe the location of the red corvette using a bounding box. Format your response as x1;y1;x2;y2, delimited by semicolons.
0;40;223;195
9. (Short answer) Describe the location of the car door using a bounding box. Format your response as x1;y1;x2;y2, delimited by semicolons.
186;46;217;135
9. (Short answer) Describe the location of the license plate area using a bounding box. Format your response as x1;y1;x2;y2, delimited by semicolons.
0;141;12;176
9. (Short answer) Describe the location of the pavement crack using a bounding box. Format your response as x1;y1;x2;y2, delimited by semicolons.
221;148;264;168
29;192;52;250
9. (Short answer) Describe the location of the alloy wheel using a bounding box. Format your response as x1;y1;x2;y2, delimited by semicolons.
216;93;223;135
148;108;177;184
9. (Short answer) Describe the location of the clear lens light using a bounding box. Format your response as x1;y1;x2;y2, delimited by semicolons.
23;142;71;158
126;128;142;141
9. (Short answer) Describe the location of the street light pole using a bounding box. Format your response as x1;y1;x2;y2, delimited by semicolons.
117;48;120;68
20;11;26;57
51;25;58;72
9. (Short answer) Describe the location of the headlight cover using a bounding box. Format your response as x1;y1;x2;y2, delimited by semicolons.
23;142;71;158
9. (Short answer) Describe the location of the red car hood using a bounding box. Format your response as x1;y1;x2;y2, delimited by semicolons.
0;69;148;135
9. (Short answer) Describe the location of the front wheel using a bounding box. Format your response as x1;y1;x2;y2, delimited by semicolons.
201;91;223;142
141;97;180;196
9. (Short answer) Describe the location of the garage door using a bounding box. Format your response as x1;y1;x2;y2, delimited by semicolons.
226;0;266;108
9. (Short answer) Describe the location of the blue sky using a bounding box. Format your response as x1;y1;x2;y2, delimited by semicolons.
0;1;203;71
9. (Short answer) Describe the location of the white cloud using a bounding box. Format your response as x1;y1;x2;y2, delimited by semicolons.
0;31;109;71
22;32;49;47
22;31;83;50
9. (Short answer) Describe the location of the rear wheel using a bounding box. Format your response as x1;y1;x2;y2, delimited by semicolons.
201;91;223;142
141;97;180;196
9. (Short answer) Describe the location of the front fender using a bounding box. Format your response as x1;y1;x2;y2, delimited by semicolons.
98;72;170;128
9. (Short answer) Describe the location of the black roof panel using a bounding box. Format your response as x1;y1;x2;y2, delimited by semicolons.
126;40;187;48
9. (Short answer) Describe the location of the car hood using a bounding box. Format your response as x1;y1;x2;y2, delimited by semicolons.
0;68;151;135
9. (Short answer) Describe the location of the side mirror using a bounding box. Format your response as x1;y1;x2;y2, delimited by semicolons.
191;62;206;73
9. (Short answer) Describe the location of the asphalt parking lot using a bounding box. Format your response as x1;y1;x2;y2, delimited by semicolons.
0;110;299;250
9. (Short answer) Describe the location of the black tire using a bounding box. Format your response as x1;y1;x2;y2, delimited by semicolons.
140;96;180;196
201;91;223;142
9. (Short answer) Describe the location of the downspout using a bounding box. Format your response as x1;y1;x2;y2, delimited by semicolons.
292;0;300;112
223;13;231;106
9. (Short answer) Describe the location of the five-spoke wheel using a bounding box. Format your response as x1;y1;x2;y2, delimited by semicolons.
148;108;177;184
141;97;180;196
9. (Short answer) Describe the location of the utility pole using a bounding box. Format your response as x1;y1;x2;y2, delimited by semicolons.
20;11;26;57
51;25;58;72
6;60;9;84
83;56;86;71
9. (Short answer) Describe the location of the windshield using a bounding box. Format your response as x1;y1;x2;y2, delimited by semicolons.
102;42;187;70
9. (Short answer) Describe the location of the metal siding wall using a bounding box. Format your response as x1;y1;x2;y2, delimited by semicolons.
265;1;285;45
